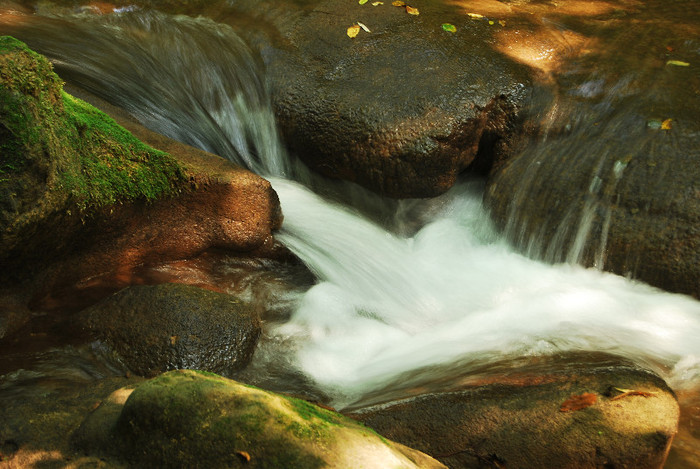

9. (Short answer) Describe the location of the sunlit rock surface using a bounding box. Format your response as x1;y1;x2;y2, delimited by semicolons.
76;283;262;377
350;363;679;469
72;369;447;468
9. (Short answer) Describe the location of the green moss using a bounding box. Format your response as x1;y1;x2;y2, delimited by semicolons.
59;92;185;210
0;35;185;213
287;395;342;426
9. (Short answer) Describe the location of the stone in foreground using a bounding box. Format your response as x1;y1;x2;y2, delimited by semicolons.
73;369;446;468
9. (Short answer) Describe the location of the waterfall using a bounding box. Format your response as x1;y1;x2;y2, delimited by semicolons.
5;7;700;410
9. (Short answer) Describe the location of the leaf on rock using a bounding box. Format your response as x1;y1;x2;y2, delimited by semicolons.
661;118;673;130
357;21;371;32
610;387;658;400
347;24;361;38
498;20;506;26
442;23;457;33
359;0;369;4
406;5;419;15
667;60;690;67
236;451;251;462
560;392;597;412
392;0;406;6
467;12;484;19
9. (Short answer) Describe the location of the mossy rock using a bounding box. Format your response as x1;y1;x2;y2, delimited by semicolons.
72;369;445;468
0;36;185;269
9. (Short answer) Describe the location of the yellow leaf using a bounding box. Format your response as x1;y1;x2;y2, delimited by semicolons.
392;0;405;5
666;60;690;67
357;21;371;32
406;5;419;15
488;20;494;25
347;24;360;38
661;118;673;130
467;12;484;19
498;20;506;26
359;0;369;4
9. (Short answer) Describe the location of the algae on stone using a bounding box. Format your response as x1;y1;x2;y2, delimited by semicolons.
0;36;184;227
0;35;185;267
73;369;446;468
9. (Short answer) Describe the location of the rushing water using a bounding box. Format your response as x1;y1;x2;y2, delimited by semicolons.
2;2;700;462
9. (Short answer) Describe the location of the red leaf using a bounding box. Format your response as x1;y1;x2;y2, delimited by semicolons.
560;392;597;412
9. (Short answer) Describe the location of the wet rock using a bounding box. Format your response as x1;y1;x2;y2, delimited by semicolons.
349;365;679;469
76;283;261;377
0;38;283;311
222;0;532;198
483;4;700;298
72;369;447;468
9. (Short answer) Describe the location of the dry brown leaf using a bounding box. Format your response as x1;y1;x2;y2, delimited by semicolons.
560;392;597;412
610;387;658;401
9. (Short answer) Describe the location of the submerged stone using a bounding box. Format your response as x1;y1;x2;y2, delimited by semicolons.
73;369;446;468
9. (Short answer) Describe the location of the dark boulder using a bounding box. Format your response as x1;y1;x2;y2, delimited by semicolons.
228;0;532;197
77;283;261;377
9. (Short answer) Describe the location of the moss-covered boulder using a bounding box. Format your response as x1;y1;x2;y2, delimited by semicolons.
0;37;283;312
76;283;262;377
73;369;446;468
0;35;184;268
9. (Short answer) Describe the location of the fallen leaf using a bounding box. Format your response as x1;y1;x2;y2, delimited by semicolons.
236;451;251;462
392;0;405;5
667;60;690;67
488;20;494;25
467;12;484;19
610;387;658;401
560;392;597;412
372;1;383;4
170;335;178;345
357;21;371;32
406;5;419;15
498;20;506;26
359;0;369;4
442;23;457;33
661;118;673;130
647;119;662;129
347;24;361;38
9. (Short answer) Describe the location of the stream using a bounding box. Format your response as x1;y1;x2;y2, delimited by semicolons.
2;2;700;466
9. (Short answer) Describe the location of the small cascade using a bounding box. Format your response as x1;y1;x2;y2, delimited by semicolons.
4;6;700;414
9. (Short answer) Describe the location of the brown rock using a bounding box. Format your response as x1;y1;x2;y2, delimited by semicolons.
349;364;679;469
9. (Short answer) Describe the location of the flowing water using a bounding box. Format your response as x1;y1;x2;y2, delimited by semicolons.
2;2;700;465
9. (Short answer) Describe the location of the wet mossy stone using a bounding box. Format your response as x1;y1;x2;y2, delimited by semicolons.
77;283;262;377
73;369;446;468
0;36;185;269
